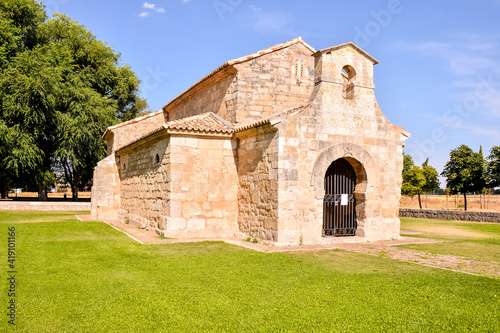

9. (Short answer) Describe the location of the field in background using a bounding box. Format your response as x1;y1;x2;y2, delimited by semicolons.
400;217;500;262
400;194;500;212
6;191;91;199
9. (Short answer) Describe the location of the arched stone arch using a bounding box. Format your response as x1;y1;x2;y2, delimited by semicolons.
341;65;356;99
311;143;378;238
311;142;377;199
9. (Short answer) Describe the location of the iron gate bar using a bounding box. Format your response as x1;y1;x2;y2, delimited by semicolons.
323;158;357;236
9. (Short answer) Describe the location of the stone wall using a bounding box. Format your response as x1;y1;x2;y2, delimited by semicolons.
399;208;500;223
165;70;238;123
0;201;90;211
166;135;239;238
236;127;279;241
273;44;405;245
164;42;314;126
119;137;170;234
106;111;164;155
91;154;121;220
232;43;314;124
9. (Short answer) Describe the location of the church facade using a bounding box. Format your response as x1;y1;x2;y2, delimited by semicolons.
91;37;409;245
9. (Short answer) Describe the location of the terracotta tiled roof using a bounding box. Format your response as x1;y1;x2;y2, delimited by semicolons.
115;125;166;153
234;105;309;132
162;37;315;112
164;112;234;133
314;42;379;64
102;109;163;139
115;112;235;153
116;106;311;153
226;37;315;66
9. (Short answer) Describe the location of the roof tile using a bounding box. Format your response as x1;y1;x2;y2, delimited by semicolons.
164;112;234;133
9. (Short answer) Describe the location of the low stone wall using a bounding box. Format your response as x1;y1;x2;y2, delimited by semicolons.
0;200;90;211
399;208;500;223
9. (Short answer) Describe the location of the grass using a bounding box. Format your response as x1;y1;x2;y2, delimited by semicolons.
0;212;499;332
400;217;500;262
0;211;87;224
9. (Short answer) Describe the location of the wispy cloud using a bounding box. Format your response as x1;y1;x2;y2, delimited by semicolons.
449;122;500;141
249;5;262;12
139;2;166;17
254;13;291;32
243;7;293;34
396;32;500;77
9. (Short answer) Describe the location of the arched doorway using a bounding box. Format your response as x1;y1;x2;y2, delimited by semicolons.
323;158;357;236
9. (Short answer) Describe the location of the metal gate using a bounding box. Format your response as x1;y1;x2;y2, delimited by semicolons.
323;158;357;236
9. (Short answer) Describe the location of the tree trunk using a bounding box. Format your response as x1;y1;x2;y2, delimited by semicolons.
72;185;79;201
463;192;467;211
0;175;7;199
417;190;422;209
38;180;47;201
71;172;79;201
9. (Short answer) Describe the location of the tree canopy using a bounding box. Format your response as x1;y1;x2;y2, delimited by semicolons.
486;146;500;189
0;0;147;199
441;145;485;211
402;154;440;208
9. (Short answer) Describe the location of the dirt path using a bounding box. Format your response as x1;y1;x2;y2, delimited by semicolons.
335;242;500;279
77;215;500;279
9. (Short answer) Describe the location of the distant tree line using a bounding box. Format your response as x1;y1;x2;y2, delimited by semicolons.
403;145;500;211
0;0;148;200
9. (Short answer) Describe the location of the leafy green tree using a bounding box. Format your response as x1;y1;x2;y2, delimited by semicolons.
486;146;500;189
0;0;46;67
402;154;426;207
0;0;46;198
0;43;66;199
441;145;485;211
0;2;147;200
42;14;137;199
421;158;440;208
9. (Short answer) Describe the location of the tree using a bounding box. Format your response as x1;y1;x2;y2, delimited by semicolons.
0;43;65;199
0;0;46;198
0;2;147;200
401;153;426;208
441;145;485;211
42;14;137;199
421;158;440;208
486;146;500;189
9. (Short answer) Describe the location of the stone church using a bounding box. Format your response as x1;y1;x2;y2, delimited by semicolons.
91;37;409;245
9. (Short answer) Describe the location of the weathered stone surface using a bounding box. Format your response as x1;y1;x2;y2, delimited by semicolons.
91;38;408;245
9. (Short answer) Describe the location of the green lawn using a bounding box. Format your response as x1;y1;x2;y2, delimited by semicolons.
0;212;499;332
400;217;500;262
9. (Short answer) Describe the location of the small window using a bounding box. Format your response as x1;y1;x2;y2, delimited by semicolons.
154;153;160;164
292;59;304;78
123;163;127;171
341;65;356;100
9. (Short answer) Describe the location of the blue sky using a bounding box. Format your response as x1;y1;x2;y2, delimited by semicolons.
45;0;500;186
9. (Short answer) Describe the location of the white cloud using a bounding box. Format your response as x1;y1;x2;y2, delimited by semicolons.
139;2;165;17
249;5;262;12
182;0;191;3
